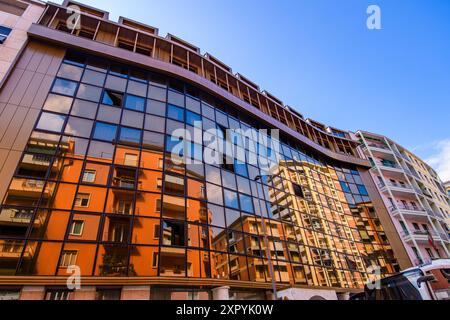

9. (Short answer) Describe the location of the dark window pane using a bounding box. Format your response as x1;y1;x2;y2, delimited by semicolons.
63;51;86;67
52;78;78;96
167;104;184;122
119;127;141;144
102;90;123;107
130;69;147;82
162;220;185;246
93;122;117;141
292;183;304;198
110;64;128;78
86;56;108;72
0;26;12;36
125;95;145;112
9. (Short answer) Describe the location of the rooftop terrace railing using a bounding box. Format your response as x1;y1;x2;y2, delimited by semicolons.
33;2;362;159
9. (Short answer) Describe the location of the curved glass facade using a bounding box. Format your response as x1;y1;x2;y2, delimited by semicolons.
0;51;398;289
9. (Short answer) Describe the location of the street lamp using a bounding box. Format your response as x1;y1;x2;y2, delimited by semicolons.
254;174;278;300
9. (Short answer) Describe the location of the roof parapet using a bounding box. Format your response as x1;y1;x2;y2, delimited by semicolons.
166;33;200;54
262;90;283;105
62;0;109;19
236;73;259;91
205;53;232;73
118;17;158;36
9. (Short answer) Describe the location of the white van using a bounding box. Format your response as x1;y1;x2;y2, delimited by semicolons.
353;259;450;300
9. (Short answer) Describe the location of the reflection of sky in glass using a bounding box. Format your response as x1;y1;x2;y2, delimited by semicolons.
36;112;66;132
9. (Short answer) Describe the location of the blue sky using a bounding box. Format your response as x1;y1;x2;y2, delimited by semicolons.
63;0;450;180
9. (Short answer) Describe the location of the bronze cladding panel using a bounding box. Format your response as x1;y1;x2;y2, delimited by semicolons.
0;41;65;201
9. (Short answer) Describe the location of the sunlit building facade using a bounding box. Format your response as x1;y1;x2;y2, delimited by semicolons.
356;131;450;267
445;181;450;198
0;0;45;84
0;1;410;300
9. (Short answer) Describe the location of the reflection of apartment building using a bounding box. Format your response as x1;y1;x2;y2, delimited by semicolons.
266;160;401;287
356;131;450;267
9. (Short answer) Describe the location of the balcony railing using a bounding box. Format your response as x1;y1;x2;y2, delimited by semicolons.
22;153;53;166
377;161;401;169
412;230;436;237
413;187;424;195
112;178;137;189
367;143;390;150
403;167;417;178
438;233;450;241
393;150;411;162
0;208;34;223
378;181;413;190
426;209;444;219
401;230;437;239
389;204;426;213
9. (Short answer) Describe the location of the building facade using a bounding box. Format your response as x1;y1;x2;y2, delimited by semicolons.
356;131;450;267
0;0;45;85
445;181;450;198
0;0;417;300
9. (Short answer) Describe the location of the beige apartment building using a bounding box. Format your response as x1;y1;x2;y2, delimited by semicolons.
445;181;450;198
356;131;450;266
0;0;45;84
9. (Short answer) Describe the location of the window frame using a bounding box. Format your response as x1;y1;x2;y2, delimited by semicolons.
0;25;12;44
69;220;85;236
82;169;97;183
60;250;78;267
74;193;91;208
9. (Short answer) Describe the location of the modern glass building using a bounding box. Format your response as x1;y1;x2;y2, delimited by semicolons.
0;0;413;300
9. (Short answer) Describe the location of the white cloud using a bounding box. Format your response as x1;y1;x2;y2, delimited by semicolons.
425;139;450;182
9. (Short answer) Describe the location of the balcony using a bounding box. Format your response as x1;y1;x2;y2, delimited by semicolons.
438;232;450;242
426;209;445;220
374;161;405;175
7;179;49;198
393;149;411;162
364;143;394;159
366;142;392;153
389;205;428;219
21;153;54;167
0;208;37;226
404;167;420;179
0;240;33;259
378;181;415;195
401;230;441;243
